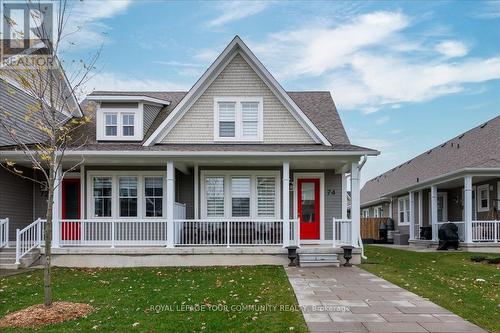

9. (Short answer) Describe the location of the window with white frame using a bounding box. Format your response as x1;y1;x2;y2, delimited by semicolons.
477;184;489;212
119;177;138;217
214;97;263;141
122;114;135;137
93;177;112;217
202;172;279;218
437;193;448;222
231;177;251;217
374;206;383;218
145;177;163;217
398;196;410;224
257;177;276;217
105;114;117;136
362;208;370;218
206;177;225;217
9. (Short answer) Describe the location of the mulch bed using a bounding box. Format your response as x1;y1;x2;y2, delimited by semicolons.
0;302;94;328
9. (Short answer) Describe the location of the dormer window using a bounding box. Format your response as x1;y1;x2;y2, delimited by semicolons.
105;114;118;136
214;97;263;141
122;114;135;136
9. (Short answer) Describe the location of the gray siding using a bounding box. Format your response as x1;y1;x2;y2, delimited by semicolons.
143;104;162;136
0;168;34;240
162;54;314;144
324;171;342;240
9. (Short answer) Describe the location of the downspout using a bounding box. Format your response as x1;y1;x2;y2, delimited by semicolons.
357;155;368;260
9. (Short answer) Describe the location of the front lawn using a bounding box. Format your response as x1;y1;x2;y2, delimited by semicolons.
360;245;499;333
0;266;307;332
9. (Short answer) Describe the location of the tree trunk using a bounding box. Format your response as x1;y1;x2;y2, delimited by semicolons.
44;173;54;306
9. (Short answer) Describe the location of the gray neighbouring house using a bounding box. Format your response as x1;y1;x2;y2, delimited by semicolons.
360;116;500;249
0;36;379;269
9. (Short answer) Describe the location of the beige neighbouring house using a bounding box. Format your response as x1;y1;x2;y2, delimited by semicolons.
360;115;500;250
0;36;379;269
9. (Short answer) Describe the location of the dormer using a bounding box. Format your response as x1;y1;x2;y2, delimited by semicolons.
87;95;170;141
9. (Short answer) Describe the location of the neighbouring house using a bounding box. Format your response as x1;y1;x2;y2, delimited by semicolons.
0;36;378;269
360;115;500;249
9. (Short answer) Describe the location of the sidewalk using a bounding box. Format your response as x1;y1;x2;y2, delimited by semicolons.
286;266;486;333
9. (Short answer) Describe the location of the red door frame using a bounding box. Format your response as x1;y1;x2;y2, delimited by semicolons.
61;179;81;240
298;178;320;240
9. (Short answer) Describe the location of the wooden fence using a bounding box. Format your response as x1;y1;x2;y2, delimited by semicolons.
361;218;387;241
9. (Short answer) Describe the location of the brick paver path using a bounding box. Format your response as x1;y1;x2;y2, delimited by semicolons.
286;266;486;333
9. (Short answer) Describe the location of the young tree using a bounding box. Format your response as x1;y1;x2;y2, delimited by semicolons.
0;0;99;306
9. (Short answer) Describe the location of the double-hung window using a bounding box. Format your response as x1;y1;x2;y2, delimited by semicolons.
145;177;163;217
477;184;489;212
398;196;410;224
93;177;112;217
206;177;225;217
257;177;276;217
119;177;138;217
362;209;370;218
105;114;117;136
215;97;263;141
122;114;135;137
231;177;251;217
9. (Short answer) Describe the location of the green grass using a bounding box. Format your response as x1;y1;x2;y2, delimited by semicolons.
0;266;307;332
360;245;500;333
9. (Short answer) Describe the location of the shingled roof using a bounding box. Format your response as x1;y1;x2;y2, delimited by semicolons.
361;115;500;205
73;90;377;153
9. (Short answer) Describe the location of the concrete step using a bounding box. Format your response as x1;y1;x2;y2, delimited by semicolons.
0;247;16;253
0;263;20;270
299;253;340;267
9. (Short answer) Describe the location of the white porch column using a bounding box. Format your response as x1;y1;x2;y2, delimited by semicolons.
388;199;393;219
431;185;438;241
80;164;85;220
282;161;290;247
418;190;423;239
52;166;62;248
194;164;199;220
350;161;361;247
341;172;348;219
464;176;473;244
409;191;415;240
166;161;175;248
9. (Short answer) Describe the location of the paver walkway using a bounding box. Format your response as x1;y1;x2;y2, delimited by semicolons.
286;266;486;333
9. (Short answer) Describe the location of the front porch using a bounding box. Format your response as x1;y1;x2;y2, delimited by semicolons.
4;154;367;267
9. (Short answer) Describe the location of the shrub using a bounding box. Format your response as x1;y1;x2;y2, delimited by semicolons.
486;257;500;265
470;255;487;262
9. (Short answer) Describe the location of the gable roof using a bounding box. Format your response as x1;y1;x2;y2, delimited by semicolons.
143;36;331;146
361;115;500;205
85;90;356;147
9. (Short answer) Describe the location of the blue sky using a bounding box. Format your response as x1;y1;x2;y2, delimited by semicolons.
59;0;500;185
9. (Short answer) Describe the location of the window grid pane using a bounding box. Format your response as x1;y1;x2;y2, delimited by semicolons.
206;177;224;217
105;114;117;136
119;177;138;217
257;177;275;217
145;177;163;217
241;102;259;138
232;177;250;217
123;114;135;136
93;177;112;217
218;102;236;138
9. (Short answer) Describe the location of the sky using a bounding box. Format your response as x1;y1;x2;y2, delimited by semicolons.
58;0;500;186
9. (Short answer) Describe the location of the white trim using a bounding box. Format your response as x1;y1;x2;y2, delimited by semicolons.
341;172;348;219
86;95;170;106
477;184;490;212
373;205;383;218
361;208;370;218
200;170;280;219
194;164;199;219
398;195;410;225
213;96;264;142
497;181;500;211
86;171;166;220
144;36;331;146
293;172;325;241
96;104;144;141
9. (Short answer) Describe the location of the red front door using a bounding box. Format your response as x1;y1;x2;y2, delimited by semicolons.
61;179;81;241
298;178;320;240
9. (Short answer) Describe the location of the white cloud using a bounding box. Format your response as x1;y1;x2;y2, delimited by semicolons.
80;72;188;98
207;1;270;27
59;0;131;51
435;40;468;57
249;10;500;111
194;49;219;62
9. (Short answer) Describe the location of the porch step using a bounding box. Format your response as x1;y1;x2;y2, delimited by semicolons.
0;248;40;269
298;253;340;267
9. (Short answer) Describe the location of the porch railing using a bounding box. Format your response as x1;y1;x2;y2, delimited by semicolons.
436;221;465;242
0;218;9;248
15;218;45;264
331;218;352;247
173;219;292;246
472;220;499;242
